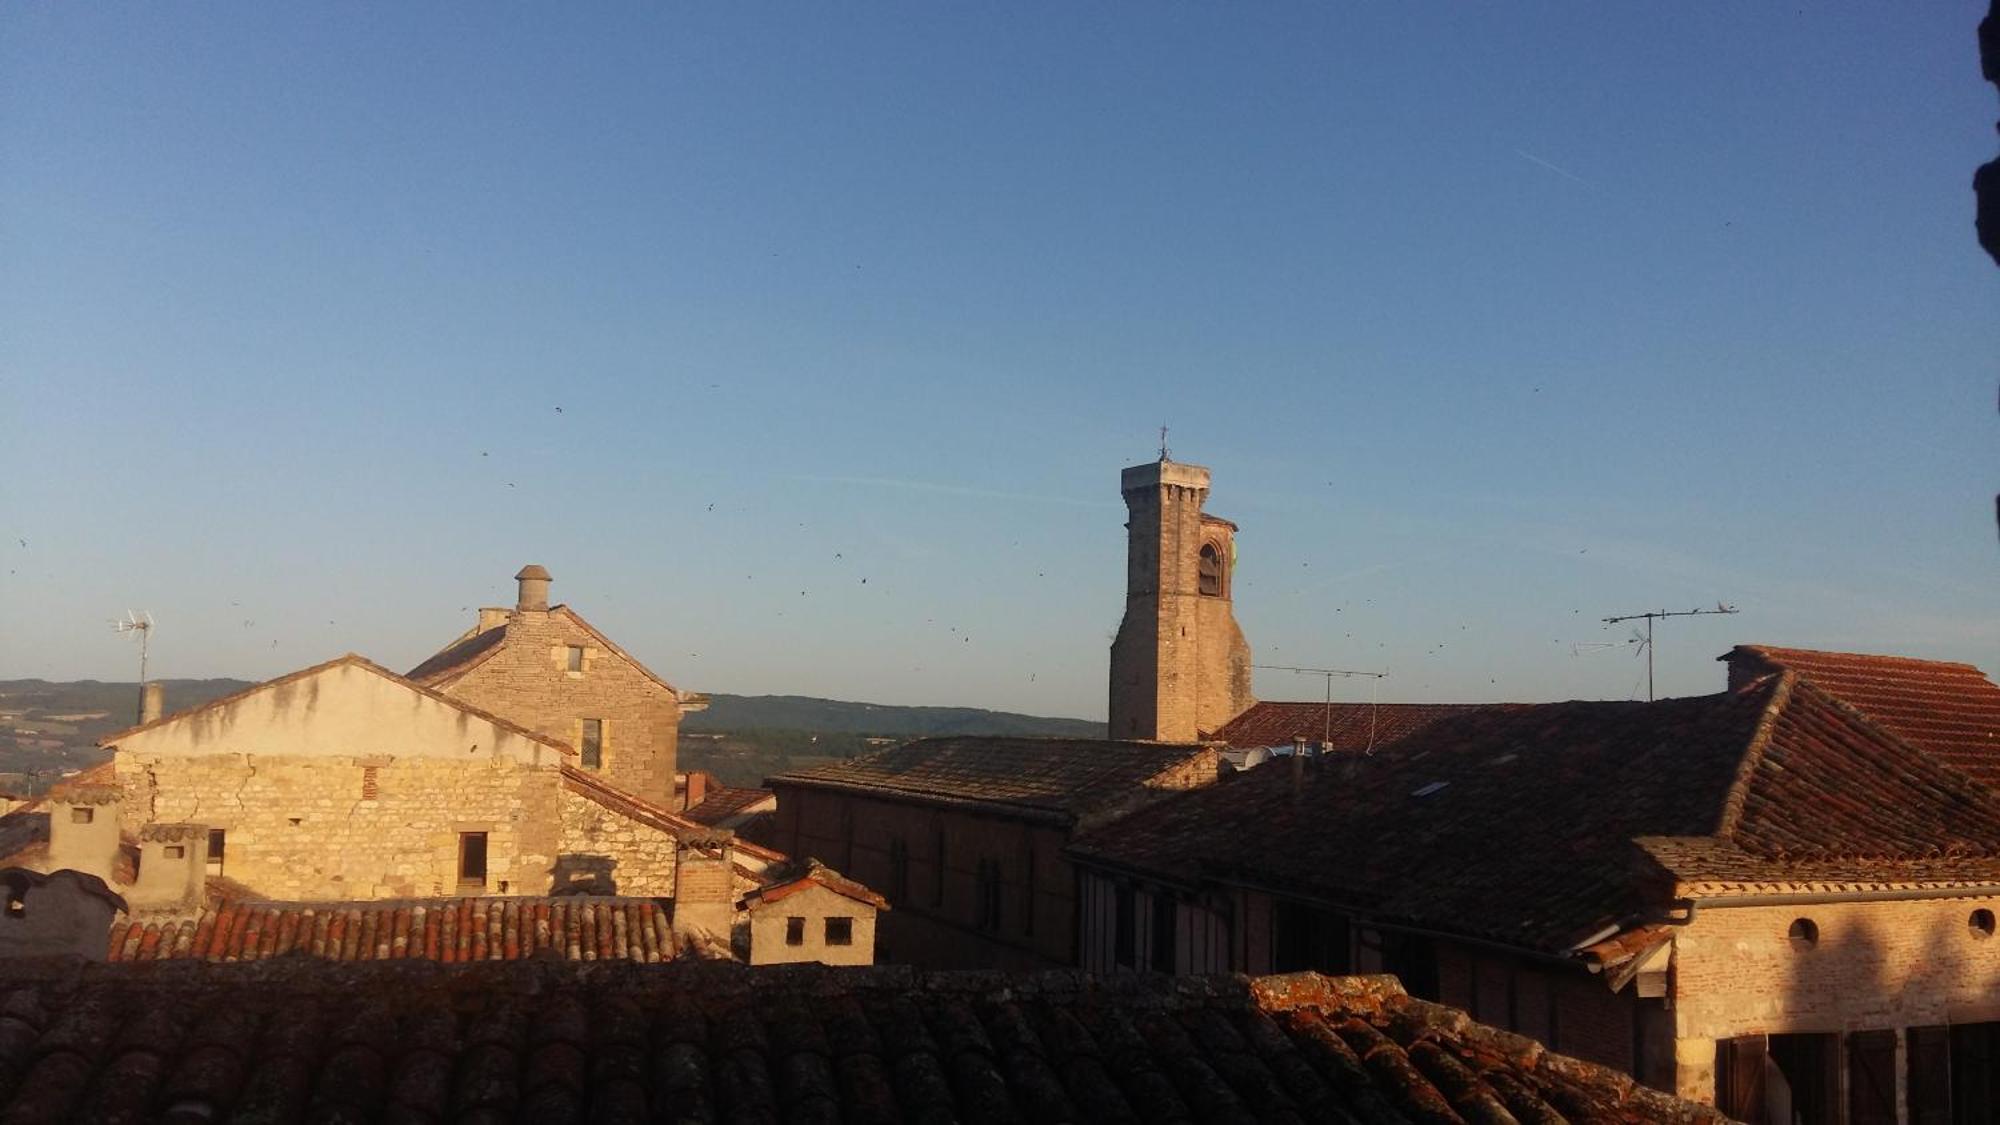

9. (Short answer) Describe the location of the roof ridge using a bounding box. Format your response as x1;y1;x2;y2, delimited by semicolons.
101;654;574;757
1728;644;1987;674
1714;672;1794;839
1782;675;2000;801
553;606;685;699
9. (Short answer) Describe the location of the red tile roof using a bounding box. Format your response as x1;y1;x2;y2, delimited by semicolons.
1724;644;2000;786
0;961;1728;1124
683;785;775;827
740;860;890;911
1205;700;1495;750
1073;671;2000;957
107;897;684;964
769;737;1220;829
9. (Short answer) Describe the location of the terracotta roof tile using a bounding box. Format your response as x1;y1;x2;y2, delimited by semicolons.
1074;672;2000;955
0;962;1727;1123
107;898;681;965
770;736;1220;829
682;785;774;826
1205;699;1496;750
1724;644;2000;786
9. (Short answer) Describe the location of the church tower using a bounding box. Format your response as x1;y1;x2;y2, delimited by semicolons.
1108;456;1254;741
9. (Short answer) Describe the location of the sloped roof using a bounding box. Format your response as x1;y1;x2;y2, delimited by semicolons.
1205;700;1496;750
96;653;571;756
406;605;685;699
108;897;684;965
741;860;890;911
682;785;776;827
769;737;1219;828
1723;644;2000;786
559;765;787;865
0;961;1727;1124
1072;673;2000;957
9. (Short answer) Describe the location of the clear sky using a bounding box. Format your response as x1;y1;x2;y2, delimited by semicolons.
4;5;1995;719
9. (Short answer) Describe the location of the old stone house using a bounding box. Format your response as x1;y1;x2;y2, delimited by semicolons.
0;653;884;967
1069;645;2000;1123
767;736;1221;969
407;565;707;810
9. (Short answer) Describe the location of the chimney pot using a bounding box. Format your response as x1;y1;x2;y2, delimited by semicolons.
515;564;552;612
140;683;164;725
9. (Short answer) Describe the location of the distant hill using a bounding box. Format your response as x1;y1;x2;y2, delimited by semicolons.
683;695;1104;739
0;678;1103;792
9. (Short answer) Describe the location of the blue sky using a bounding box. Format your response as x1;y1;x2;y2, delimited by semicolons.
4;5;1995;718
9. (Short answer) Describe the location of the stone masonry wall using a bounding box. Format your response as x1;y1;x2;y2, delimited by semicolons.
554;785;678;898
439;608;681;808
1672;896;2000;1042
117;752;563;901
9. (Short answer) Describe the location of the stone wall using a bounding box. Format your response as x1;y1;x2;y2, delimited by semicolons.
554;784;678;898
438;608;682;808
1673;896;2000;1042
117;751;564;900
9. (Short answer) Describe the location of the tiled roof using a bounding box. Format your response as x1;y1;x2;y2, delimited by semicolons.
107;897;684;964
0;961;1727;1124
403;623;507;686
683;785;775;827
741;860;890;911
1073;673;2000;956
407;605;687;699
560;765;787;865
769;736;1219;828
1724;644;2000;786
1205;700;1496;750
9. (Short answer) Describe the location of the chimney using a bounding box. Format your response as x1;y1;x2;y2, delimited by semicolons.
139;682;164;725
1291;736;1308;800
515;565;552;612
685;771;709;812
129;823;206;910
673;831;736;940
47;785;123;884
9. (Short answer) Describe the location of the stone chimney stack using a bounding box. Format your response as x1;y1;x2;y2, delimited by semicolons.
673;831;736;940
515;564;552;612
129;823;206;910
139;683;164;725
47;785;123;884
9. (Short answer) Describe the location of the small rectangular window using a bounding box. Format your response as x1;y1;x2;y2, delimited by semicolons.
361;765;379;801
458;831;488;888
580;719;603;769
825;917;853;946
888;838;909;901
566;645;585;672
785;916;805;946
164;845;185;859
206;829;226;875
70;807;94;824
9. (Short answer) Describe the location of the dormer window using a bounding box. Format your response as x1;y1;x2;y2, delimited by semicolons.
1198;542;1225;597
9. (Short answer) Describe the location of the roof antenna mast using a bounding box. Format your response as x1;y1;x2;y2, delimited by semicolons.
111;610;155;723
1159;424;1170;462
1252;663;1390;749
1600;604;1738;701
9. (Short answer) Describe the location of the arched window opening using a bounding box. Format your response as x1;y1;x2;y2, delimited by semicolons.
1198;542;1225;597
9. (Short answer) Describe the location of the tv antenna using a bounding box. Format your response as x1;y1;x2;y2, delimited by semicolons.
1600;604;1738;701
1158;425;1170;461
112;610;155;722
1253;663;1389;750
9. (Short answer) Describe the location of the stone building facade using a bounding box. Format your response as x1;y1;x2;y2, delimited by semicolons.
408;565;704;809
1108;457;1253;742
102;655;696;902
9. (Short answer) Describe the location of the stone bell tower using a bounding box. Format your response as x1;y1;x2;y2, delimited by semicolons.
1108;456;1254;741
